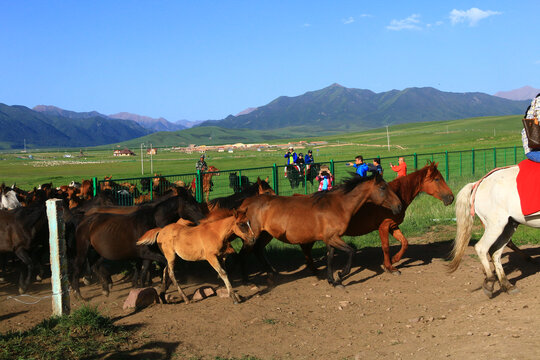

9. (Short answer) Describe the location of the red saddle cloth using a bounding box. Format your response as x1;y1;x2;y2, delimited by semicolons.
517;159;540;215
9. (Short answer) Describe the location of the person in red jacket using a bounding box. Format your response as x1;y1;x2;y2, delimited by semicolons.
390;157;407;178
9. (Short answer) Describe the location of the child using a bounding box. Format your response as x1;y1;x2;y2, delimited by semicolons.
316;170;334;191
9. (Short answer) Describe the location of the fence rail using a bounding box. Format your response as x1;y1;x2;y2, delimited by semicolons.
93;146;526;204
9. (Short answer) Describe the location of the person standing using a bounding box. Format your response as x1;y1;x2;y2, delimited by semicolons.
316;170;334;191
390;157;407;178
284;147;298;177
346;155;369;177
369;158;383;176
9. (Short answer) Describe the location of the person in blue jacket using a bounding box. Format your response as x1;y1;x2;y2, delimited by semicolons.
346;155;369;177
304;150;314;165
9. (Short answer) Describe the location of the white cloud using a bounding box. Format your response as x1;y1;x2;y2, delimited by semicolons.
302;23;311;27
359;14;372;18
450;8;501;26
387;14;421;31
342;16;355;25
426;20;443;28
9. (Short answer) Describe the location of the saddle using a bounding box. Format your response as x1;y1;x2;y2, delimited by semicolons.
517;159;540;215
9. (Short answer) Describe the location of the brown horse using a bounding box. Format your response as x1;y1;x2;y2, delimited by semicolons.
137;209;256;304
190;166;220;202
343;162;454;273
0;202;48;293
71;188;205;299
238;174;402;287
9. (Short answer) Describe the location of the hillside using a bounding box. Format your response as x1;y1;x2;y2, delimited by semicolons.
0;103;150;149
109;112;186;132
199;84;529;131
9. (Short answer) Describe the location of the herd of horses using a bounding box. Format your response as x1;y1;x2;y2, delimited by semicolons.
0;161;537;305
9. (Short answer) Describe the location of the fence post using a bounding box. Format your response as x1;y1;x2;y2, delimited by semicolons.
46;199;70;316
472;148;475;175
493;147;497;168
304;168;308;195
92;177;97;197
413;153;418;171
150;178;153;201
445;151;449;181
514;146;517;164
238;170;242;190
272;163;279;195
330;159;334;177
196;170;202;202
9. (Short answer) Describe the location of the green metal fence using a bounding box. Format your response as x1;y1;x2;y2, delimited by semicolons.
93;146;526;205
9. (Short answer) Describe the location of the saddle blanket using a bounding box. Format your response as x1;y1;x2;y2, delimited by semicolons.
517;159;540;215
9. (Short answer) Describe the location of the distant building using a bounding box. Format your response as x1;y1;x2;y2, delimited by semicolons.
146;148;157;155
113;148;135;156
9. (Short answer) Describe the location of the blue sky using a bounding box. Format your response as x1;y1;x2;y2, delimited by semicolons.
1;1;538;121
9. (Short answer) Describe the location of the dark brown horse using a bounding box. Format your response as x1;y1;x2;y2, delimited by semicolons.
71;187;205;299
344;162;454;273
239;174;402;287
190;166;220;202
0;202;48;293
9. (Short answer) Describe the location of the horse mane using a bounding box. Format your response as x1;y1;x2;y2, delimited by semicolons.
209;180;271;210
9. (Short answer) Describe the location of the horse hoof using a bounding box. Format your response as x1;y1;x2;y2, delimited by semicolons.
0;277;6;283
482;287;494;299
108;283;113;291
18;287;26;295
83;277;92;286
334;284;345;290
391;270;402;276
507;286;520;295
101;290;110;297
35;275;42;282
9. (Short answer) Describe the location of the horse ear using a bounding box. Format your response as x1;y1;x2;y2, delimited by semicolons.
257;177;262;184
265;176;269;182
232;209;238;217
434;162;439;168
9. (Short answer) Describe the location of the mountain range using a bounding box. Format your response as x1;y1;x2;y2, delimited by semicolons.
199;84;530;132
0;84;533;149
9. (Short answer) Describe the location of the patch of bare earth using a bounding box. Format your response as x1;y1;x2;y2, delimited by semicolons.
1;233;539;359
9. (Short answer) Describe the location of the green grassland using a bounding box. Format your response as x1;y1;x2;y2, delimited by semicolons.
1;114;538;248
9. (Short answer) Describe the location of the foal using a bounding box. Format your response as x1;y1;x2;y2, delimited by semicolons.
137;209;256;304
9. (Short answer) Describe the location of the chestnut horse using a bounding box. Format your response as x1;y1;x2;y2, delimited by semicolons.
137;209;256;304
239;174;402;287
343;162;454;273
190;166;220;202
71;188;205;299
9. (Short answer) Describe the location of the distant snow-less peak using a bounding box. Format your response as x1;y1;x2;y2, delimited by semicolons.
494;86;540;101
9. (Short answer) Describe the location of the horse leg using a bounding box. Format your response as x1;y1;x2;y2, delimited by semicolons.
326;245;337;285
252;234;277;284
167;258;190;304
491;221;519;294
159;265;171;303
474;222;508;298
207;255;241;304
300;243;317;275
14;248;33;294
389;224;409;274
91;257;111;297
327;236;355;284
379;225;396;273
137;246;167;287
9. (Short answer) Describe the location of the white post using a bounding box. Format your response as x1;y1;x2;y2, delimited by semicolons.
150;143;153;173
46;199;70;316
386;125;390;151
141;143;144;175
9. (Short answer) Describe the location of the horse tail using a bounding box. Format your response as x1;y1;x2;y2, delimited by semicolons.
137;228;161;246
448;182;475;273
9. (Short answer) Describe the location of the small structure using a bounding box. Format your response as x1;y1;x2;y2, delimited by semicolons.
147;148;157;155
113;148;135;156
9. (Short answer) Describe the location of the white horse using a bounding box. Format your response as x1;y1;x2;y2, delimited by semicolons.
0;190;21;210
449;165;540;298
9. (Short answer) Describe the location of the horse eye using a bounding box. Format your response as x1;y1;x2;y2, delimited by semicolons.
435;178;440;182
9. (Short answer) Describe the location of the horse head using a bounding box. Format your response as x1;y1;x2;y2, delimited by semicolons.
368;174;402;215
422;162;454;206
208;166;220;176
257;177;275;195
232;208;257;245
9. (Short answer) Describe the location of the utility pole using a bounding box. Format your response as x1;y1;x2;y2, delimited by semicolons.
386;125;390;151
140;143;144;175
150;143;153;174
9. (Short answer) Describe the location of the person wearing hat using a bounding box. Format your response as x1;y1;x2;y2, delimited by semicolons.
284;147;298;165
304;150;314;165
196;154;208;172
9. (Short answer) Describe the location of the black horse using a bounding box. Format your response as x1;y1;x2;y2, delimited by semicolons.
228;172;251;193
286;163;321;189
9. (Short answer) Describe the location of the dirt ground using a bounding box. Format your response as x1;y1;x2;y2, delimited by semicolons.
1;231;540;360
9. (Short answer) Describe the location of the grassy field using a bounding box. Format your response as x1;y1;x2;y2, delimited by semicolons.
1;114;537;248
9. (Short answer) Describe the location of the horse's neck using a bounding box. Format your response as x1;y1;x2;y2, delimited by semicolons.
336;183;375;216
390;171;425;206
